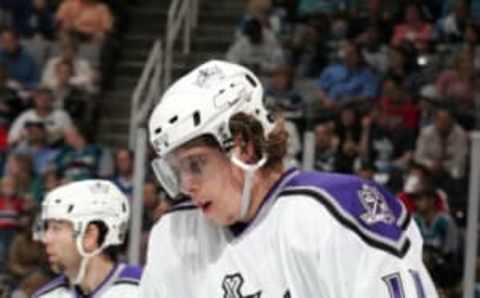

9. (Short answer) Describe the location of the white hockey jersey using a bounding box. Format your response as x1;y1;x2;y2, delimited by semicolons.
140;169;438;297
32;263;142;298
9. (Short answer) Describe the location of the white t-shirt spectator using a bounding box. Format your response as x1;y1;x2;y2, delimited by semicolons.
41;57;96;93
8;109;74;145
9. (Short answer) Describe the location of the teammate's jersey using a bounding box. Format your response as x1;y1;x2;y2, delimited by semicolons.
140;169;438;298
32;263;142;298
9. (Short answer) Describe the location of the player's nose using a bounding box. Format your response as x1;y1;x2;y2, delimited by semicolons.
180;173;200;197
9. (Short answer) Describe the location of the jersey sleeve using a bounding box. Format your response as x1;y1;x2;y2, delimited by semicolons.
274;182;438;298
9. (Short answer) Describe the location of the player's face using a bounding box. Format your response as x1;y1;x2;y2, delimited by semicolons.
41;220;81;274
171;145;244;225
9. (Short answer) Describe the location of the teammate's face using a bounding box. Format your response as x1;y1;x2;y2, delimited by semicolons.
42;220;81;274
172;145;244;225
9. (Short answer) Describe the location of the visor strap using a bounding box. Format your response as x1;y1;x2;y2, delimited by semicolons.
231;154;267;220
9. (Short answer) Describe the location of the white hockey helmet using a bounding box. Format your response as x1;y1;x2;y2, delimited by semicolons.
149;60;275;198
38;179;130;249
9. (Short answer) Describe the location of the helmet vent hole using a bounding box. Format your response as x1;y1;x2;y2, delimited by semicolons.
193;111;201;126
255;109;260;115
230;83;235;88
245;75;257;87
169;116;178;124
55;199;61;204
68;205;74;213
154;127;162;134
219;89;225;94
122;203;127;212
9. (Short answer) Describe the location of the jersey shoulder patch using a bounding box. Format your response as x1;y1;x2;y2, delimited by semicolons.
114;264;143;286
32;275;68;298
278;171;411;258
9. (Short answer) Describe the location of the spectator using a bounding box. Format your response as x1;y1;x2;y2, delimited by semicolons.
436;49;477;113
11;0;55;69
265;65;304;117
398;162;449;213
356;23;389;74
333;106;362;173
463;22;480;71
391;3;434;51
12;120;59;176
226;18;285;75
313;123;337;172
8;87;74;147
414;188;461;290
42;40;97;104
436;0;469;43
0;175;25;272
54;127;103;181
111;148;134;198
3;153;41;204
6;210;47;282
56;0;114;43
315;41;380;110
415;108;468;180
384;45;420;93
0;28;39;90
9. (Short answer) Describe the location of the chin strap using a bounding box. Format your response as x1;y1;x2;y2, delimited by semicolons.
230;154;267;220
73;228;106;285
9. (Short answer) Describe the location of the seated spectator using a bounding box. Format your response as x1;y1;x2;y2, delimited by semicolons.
0;28;39;90
377;76;420;132
265;65;304;118
399;162;449;213
42;40;97;105
356;23;389;74
464;22;480;71
8;87;74;147
55;0;114;43
3;153;42;204
391;3;434;51
0;175;25;272
54;127;103;181
436;0;469;43
315;41;380;110
12;121;59;176
333;106;362;173
436;49;477;112
11;0;55;69
6;210;47;282
415;108;468;181
226;18;285;75
414;188;461;290
385;45;420;93
111;148;133;198
313;123;337;172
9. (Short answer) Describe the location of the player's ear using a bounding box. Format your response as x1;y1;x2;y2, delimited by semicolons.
232;136;255;163
83;223;100;252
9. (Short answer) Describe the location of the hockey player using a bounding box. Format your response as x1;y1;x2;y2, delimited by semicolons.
32;179;142;298
141;60;438;297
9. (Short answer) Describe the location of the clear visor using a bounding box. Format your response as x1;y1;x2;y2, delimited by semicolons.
151;148;228;199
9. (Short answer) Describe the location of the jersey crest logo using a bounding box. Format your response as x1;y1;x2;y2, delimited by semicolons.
195;65;225;88
358;184;395;225
222;273;261;298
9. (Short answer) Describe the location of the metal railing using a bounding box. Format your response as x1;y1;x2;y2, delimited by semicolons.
128;39;163;149
164;0;199;88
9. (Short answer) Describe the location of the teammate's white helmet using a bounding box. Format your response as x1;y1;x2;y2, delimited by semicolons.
39;180;130;249
149;60;275;198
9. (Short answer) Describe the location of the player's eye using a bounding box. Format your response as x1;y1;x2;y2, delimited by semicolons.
186;155;207;175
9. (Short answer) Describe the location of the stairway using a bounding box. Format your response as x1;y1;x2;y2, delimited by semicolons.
96;0;245;148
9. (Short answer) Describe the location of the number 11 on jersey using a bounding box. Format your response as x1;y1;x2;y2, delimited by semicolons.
383;270;426;298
